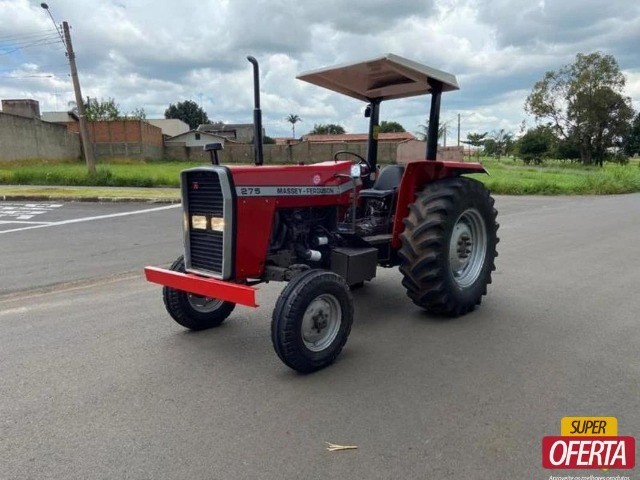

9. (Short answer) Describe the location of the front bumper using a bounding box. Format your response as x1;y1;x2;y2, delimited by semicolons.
145;266;258;308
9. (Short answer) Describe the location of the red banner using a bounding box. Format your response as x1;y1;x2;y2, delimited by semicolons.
542;436;635;469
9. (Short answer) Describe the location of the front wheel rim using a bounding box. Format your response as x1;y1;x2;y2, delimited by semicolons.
449;208;487;288
301;294;342;352
187;294;223;313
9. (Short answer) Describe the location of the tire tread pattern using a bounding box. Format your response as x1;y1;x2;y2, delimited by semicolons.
398;177;499;316
271;270;354;373
162;256;235;330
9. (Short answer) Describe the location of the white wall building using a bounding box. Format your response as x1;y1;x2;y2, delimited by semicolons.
164;130;227;148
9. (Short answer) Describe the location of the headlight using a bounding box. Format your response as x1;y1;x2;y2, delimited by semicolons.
350;164;361;177
210;216;225;232
190;215;224;232
191;215;207;230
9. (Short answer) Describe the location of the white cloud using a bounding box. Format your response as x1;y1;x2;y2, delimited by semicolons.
625;69;640;112
0;0;638;138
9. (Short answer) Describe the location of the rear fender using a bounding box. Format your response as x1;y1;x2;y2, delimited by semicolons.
391;161;487;249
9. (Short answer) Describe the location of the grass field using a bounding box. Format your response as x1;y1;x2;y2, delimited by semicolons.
0;158;194;188
1;157;640;195
468;157;640;194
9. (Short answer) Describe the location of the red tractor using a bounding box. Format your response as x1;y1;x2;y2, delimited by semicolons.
146;54;498;373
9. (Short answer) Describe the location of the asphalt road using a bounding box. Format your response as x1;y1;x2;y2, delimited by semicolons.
1;194;639;479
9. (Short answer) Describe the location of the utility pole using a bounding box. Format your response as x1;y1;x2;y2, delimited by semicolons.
457;113;461;147
62;21;95;174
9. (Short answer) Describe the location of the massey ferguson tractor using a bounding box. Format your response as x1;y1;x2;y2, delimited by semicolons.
145;54;499;373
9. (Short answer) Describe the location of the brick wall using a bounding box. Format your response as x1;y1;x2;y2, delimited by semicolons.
164;141;400;165
66;120;163;159
397;140;464;164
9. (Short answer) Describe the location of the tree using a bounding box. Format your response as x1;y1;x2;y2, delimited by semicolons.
517;126;557;164
286;114;302;138
165;100;209;130
379;120;405;133
483;138;497;157
556;134;582;161
623;112;640;157
127;107;146;120
309;123;346;135
462;132;488;160
415;120;446;142
85;97;120;121
487;129;514;159
525;52;634;166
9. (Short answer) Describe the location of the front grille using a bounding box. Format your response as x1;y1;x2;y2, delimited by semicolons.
183;168;232;278
189;229;223;273
186;171;224;216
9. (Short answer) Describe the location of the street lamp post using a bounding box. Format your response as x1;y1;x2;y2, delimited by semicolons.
41;3;96;174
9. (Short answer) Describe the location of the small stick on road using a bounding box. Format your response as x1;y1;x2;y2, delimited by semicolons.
326;442;358;452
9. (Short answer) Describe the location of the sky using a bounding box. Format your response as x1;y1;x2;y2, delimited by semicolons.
1;0;639;141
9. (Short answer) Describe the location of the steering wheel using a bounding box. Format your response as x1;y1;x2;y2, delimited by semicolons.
333;150;370;177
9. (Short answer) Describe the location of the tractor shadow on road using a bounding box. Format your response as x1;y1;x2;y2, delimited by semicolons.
350;275;485;328
156;271;496;377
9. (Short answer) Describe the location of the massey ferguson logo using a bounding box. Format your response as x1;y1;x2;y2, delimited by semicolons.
191;182;199;190
542;417;635;470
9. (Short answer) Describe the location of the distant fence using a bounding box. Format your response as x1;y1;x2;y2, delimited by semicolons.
165;141;462;165
0;112;80;162
0;116;465;164
93;143;164;160
67;120;163;160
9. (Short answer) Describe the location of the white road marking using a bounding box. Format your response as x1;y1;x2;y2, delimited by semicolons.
0;204;181;234
0;306;29;316
0;203;62;222
0;220;53;225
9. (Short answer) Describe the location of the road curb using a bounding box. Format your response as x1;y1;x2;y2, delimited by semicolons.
1;194;180;204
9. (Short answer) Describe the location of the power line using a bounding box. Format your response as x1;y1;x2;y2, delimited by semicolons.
0;34;62;49
0;33;61;49
0;29;58;42
0;33;61;45
0;38;64;56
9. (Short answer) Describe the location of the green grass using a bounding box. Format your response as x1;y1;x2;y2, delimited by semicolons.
2;157;640;195
468;157;640;195
0;160;201;188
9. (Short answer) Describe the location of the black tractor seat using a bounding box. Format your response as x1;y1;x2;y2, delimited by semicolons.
359;165;405;199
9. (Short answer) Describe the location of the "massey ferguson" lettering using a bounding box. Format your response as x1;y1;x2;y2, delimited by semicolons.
277;186;335;195
236;184;352;197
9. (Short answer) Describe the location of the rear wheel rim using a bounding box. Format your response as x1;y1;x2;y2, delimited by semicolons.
449;208;487;288
187;294;223;313
301;294;342;352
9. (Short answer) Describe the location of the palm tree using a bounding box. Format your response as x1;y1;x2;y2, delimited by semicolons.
286;114;302;139
416;119;447;144
462;132;488;160
489;129;514;159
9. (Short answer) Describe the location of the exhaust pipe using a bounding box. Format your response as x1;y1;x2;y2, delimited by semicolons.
247;56;264;166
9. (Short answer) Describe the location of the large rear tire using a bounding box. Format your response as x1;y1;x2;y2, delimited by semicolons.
399;177;498;316
271;270;354;373
162;256;236;330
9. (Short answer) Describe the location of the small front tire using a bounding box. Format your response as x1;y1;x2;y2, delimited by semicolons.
162;256;235;330
271;270;354;373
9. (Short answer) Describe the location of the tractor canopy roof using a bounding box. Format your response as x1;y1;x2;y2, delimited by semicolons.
296;53;459;102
